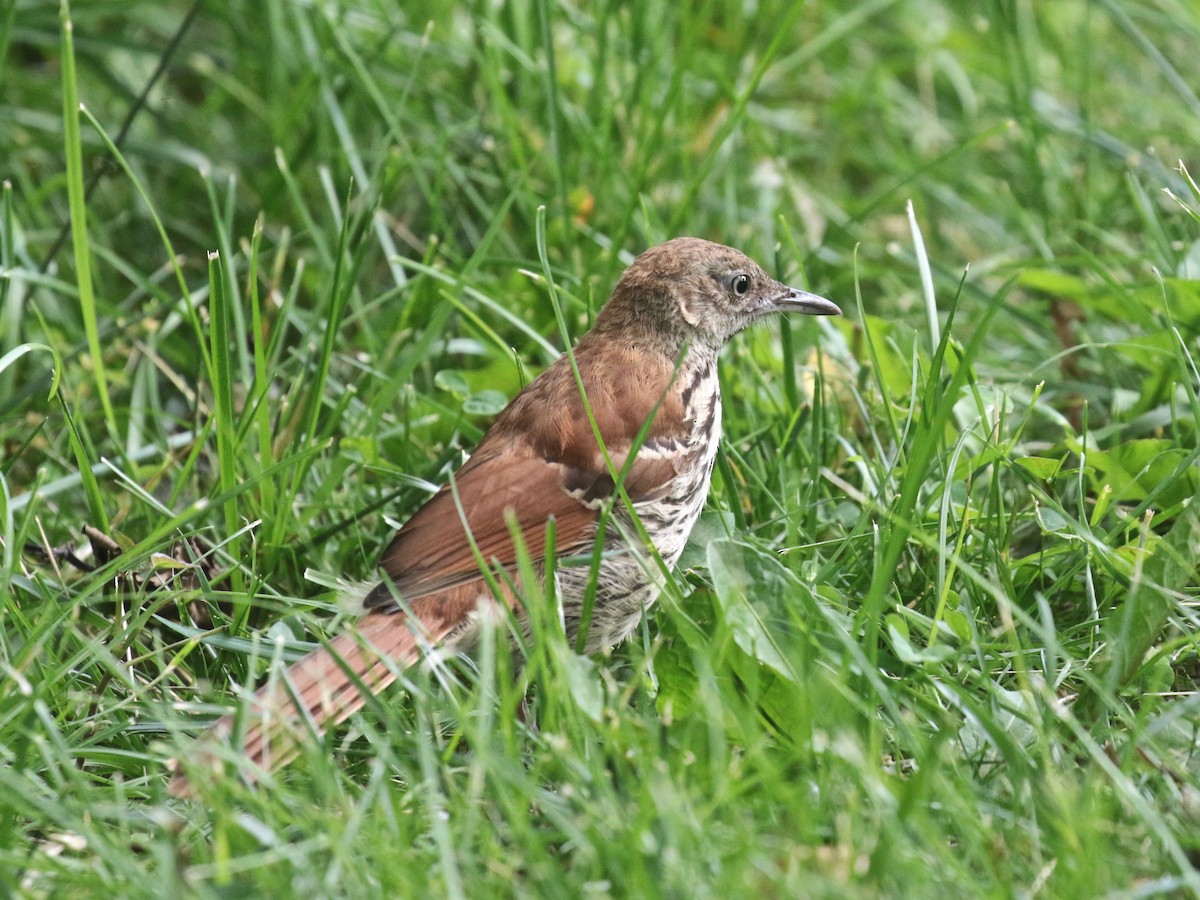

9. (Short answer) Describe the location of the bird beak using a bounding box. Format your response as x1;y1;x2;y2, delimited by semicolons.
773;287;842;317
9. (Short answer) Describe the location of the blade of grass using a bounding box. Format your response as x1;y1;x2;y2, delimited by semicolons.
207;250;245;611
60;0;116;438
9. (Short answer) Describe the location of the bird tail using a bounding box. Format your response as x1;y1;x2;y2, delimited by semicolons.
168;611;424;797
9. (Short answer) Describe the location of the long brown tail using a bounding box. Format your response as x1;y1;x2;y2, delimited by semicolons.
168;610;427;797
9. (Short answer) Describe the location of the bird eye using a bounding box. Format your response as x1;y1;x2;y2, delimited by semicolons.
731;273;750;296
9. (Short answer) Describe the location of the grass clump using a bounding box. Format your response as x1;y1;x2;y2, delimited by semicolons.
2;1;1199;896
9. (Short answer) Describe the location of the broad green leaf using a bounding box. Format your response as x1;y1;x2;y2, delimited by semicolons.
434;369;470;397
1086;439;1196;506
707;539;804;682
463;390;509;416
1018;268;1091;298
1015;455;1064;480
559;648;603;723
887;613;956;665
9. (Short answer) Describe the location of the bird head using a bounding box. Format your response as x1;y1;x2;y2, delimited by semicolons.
598;237;840;352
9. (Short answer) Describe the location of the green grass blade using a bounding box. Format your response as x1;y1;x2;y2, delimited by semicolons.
59;0;116;438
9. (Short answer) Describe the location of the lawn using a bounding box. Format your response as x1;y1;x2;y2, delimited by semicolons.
2;1;1199;896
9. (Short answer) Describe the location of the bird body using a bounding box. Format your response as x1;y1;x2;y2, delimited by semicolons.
171;237;839;793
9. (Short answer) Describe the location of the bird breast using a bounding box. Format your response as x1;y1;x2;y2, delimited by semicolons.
632;357;722;566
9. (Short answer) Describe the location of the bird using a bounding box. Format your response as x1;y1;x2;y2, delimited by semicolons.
168;237;840;795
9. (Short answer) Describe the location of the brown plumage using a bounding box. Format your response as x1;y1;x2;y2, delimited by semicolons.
169;237;839;795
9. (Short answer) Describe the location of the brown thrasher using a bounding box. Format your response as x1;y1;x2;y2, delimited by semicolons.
169;237;839;794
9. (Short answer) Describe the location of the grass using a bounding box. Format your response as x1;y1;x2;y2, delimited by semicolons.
3;0;1200;895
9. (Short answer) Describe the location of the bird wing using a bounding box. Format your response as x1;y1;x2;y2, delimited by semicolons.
366;449;603;606
366;345;697;609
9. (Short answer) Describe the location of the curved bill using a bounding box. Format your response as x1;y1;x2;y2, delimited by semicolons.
774;287;842;317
